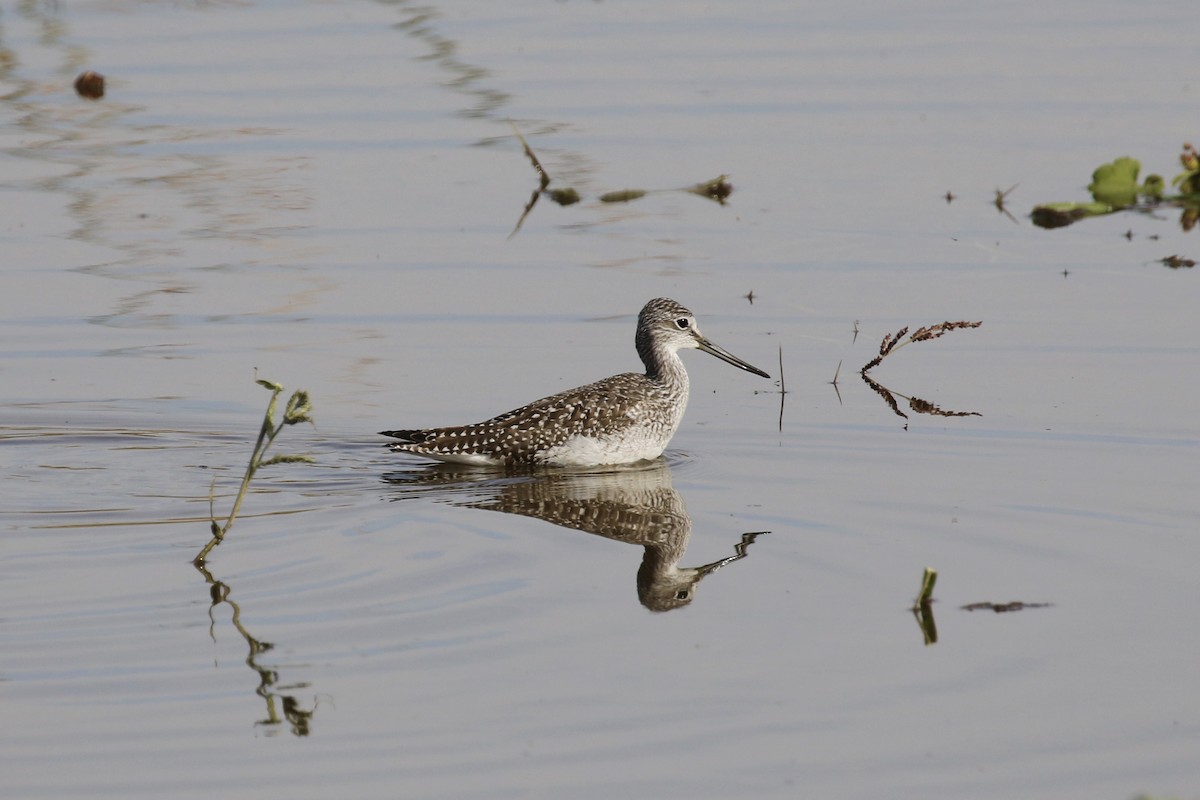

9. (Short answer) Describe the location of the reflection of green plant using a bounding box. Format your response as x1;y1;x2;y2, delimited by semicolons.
194;378;313;565
1032;143;1200;230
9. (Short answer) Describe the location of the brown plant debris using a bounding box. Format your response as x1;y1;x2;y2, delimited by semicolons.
546;188;581;206
858;320;983;424
686;175;733;204
599;189;648;204
910;319;983;343
1031;205;1090;229
993;183;1018;223
961;601;1053;613
511;120;550;192
861;320;982;374
507;121;734;236
907;396;982;418
1160;254;1195;269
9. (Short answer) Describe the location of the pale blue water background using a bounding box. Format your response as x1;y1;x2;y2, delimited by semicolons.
2;1;1198;798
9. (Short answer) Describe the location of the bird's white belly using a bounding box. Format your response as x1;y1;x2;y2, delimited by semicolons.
410;450;507;466
538;429;668;466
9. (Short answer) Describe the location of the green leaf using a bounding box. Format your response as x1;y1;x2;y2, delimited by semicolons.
1088;156;1140;207
1171;169;1200;195
1140;174;1165;199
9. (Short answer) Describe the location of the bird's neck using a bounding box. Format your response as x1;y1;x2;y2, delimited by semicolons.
641;348;689;394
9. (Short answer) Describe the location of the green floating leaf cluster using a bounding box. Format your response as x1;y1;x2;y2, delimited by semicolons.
1031;143;1200;230
1086;156;1160;207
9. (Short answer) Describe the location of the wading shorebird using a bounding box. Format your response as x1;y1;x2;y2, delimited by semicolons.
381;298;770;466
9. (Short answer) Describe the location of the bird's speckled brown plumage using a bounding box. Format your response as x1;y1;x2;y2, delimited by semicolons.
380;298;769;466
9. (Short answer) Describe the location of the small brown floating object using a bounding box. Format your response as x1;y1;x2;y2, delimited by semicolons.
74;71;106;99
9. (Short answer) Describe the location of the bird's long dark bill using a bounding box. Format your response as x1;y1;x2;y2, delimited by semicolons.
696;336;771;378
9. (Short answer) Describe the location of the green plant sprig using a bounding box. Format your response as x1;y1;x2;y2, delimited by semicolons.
194;378;313;566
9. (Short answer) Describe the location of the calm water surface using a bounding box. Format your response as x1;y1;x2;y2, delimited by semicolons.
2;1;1198;798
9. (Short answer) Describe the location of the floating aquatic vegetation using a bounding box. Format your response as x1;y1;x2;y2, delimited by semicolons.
859;320;983;425
598;189;648;203
546;187;581;206
507;120;734;237
1173;142;1200;195
960;601;1053;613
860;320;983;374
1159;254;1195;269
598;176;733;205
993;183;1019;223
1031;144;1200;232
189;377;318;733
687;175;734;203
911;567;938;646
914;567;937;606
1029;201;1112;229
909;567;1052;645
1088;156;1149;207
193;377;314;565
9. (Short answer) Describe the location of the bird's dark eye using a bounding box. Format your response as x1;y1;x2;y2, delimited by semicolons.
675;317;690;330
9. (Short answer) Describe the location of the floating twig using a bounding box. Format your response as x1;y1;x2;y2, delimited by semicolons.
994;183;1019;223
508;120;551;239
506;122;733;236
777;345;787;431
961;601;1053;613
510;119;550;192
914;567;937;607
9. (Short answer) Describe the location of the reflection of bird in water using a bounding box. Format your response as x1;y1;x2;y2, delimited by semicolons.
383;461;766;612
381;298;769;466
